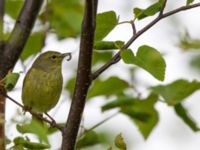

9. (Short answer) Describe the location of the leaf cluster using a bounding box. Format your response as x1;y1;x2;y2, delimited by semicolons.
4;0;200;149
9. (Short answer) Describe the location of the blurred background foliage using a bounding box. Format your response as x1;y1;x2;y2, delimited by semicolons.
3;0;200;149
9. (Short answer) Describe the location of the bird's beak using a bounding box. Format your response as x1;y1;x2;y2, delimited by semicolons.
61;53;72;61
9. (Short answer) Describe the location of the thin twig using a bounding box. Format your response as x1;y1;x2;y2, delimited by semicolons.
118;20;136;35
91;2;200;80
6;94;24;108
79;111;119;139
118;21;131;25
44;112;57;126
159;0;167;16
162;2;200;18
130;20;136;35
4;94;63;131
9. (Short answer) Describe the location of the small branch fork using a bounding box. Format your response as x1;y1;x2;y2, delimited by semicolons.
0;1;200;150
0;1;44;149
91;1;200;80
0;92;63;131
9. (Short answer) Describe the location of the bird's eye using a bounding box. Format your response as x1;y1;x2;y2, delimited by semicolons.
51;55;56;59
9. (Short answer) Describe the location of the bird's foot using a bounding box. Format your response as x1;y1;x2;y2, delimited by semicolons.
44;112;56;127
23;106;32;114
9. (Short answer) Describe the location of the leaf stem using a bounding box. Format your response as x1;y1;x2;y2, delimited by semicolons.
79;111;119;139
91;2;200;80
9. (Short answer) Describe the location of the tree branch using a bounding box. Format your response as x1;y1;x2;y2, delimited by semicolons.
61;0;98;149
0;0;44;78
0;0;5;148
159;0;167;16
2;94;63;131
0;0;4;39
0;1;43;149
91;2;200;80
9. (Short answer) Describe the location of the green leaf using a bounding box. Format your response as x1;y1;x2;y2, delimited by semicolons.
101;97;137;112
102;94;158;139
47;123;64;135
121;94;158;139
143;2;162;16
115;41;125;49
94;40;124;50
174;103;200;131
4;72;20;91
16;118;49;144
76;131;99;149
190;55;200;72
21;32;45;61
179;33;200;50
12;145;24;150
14;137;50;149
121;108;151;122
151;79;200;105
121;45;166;81
95;11;118;41
92;51;113;65
133;8;145;19
186;0;194;5
88;76;129;99
134;1;162;20
46;0;83;38
114;133;127;150
5;0;23;19
5;137;11;145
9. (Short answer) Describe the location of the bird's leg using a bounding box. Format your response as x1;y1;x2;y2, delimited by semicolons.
23;106;32;114
44;112;56;127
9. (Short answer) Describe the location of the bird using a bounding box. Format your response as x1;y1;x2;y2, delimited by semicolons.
22;51;71;114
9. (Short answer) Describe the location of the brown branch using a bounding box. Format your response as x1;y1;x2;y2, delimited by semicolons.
0;0;4;39
91;2;200;80
0;1;43;149
162;2;200;18
159;0;167;16
4;94;63;131
0;86;5;149
0;1;5;148
0;0;44;78
61;0;98;149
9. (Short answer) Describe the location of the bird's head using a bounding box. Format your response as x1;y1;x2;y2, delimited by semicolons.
32;51;71;71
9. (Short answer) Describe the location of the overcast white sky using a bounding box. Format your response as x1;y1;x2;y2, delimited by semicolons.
6;0;200;150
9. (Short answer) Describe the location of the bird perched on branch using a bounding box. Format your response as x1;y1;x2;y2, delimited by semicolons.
22;51;71;114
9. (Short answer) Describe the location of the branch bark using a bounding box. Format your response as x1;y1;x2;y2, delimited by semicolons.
0;0;4;39
0;0;43;149
61;0;98;149
0;0;44;78
91;2;200;80
4;94;63;131
0;0;5;148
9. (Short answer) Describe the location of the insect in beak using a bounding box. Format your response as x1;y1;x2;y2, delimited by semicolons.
61;53;72;61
